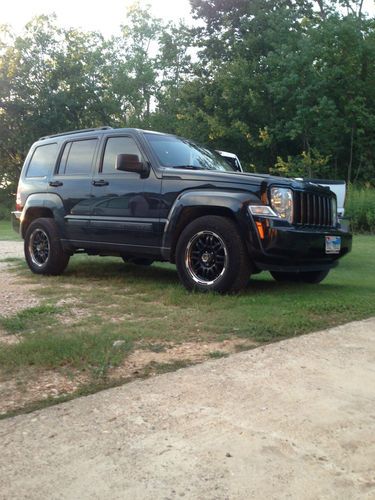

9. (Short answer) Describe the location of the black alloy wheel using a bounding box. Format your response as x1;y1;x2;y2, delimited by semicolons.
176;215;251;293
185;230;227;286
24;218;70;275
28;228;50;268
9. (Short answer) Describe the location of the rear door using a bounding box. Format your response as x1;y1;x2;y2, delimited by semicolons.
48;136;100;242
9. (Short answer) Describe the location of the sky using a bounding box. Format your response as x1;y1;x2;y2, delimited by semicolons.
0;0;374;36
0;0;194;36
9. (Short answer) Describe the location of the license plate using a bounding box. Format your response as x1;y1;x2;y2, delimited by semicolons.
325;236;341;254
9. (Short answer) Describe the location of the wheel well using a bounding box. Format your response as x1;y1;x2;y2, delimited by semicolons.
170;206;237;262
22;207;54;238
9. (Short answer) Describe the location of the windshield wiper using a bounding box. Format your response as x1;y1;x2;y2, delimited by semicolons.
172;165;204;170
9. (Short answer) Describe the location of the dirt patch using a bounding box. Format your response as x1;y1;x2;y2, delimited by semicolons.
0;241;40;320
0;338;257;416
112;339;257;378
55;297;91;325
0;327;21;345
0;266;41;320
0;240;24;260
0;369;89;416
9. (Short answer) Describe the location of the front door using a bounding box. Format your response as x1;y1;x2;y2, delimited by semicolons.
89;135;162;251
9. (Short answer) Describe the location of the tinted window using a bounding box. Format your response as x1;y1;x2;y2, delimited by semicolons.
26;143;58;177
102;137;142;174
59;139;97;175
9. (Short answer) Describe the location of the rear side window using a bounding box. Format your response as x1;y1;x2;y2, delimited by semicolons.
26;143;58;178
58;139;97;175
101;137;142;174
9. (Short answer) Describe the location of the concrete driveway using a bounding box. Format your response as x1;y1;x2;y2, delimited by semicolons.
1;318;374;500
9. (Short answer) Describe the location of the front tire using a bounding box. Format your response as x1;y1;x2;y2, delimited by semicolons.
175;216;251;293
270;270;330;284
24;218;70;275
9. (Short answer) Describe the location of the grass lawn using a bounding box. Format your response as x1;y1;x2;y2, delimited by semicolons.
0;234;374;417
0;219;20;241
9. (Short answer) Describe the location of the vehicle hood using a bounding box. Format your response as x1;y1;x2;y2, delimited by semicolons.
161;168;332;194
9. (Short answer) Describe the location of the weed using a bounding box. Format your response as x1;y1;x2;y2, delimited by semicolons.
208;351;229;359
143;360;194;375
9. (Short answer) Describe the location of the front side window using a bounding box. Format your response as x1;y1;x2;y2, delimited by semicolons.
58;139;97;175
144;133;234;172
26;143;58;177
101;136;143;174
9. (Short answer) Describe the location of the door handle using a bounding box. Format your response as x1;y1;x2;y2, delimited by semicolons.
49;181;63;187
92;180;109;187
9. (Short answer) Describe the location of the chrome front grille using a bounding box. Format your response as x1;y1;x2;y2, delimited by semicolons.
294;191;333;227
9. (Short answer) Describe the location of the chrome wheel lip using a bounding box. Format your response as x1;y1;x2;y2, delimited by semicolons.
28;228;50;268
185;230;228;286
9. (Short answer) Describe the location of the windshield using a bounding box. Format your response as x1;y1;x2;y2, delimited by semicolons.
144;133;235;172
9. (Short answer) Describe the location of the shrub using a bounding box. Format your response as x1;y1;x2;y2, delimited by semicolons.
346;186;375;234
270;149;331;179
0;203;11;220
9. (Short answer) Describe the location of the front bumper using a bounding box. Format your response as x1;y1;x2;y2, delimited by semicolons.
250;217;352;272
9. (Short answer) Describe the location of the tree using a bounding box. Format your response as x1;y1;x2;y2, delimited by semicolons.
186;0;375;179
0;16;122;194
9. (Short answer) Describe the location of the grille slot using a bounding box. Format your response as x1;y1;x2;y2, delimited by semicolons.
294;191;333;227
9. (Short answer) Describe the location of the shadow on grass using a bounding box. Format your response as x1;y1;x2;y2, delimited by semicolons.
248;276;346;293
59;257;348;296
64;259;180;286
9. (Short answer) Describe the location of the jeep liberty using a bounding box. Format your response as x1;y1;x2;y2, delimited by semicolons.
12;127;352;293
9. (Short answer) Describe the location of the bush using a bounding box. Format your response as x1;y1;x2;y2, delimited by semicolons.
0;203;11;220
0;186;14;220
346;186;375;234
270;149;331;179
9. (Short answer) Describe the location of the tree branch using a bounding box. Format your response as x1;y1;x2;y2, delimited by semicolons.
358;0;364;17
315;1;327;20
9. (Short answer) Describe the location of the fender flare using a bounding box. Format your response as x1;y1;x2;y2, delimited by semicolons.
21;193;66;237
162;189;262;258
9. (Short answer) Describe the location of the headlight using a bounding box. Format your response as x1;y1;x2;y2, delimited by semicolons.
270;187;294;223
331;197;337;226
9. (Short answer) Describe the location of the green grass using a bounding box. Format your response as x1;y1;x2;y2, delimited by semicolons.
0;220;20;241
209;351;229;359
0;235;374;416
0;305;61;333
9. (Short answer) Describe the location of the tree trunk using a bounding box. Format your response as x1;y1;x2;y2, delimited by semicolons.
358;0;364;18
347;125;355;184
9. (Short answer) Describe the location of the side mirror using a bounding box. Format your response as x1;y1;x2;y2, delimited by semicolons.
116;154;150;178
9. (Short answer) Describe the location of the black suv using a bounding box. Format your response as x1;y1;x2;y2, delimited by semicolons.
12;127;352;293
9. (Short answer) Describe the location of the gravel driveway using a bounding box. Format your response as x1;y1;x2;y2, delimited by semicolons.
1;317;374;499
0;241;41;317
0;240;23;261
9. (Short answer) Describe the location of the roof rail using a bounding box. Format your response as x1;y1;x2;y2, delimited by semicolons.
39;126;113;141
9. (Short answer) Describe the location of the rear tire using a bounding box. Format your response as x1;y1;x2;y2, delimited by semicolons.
270;270;330;284
24;218;70;275
175;215;251;293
